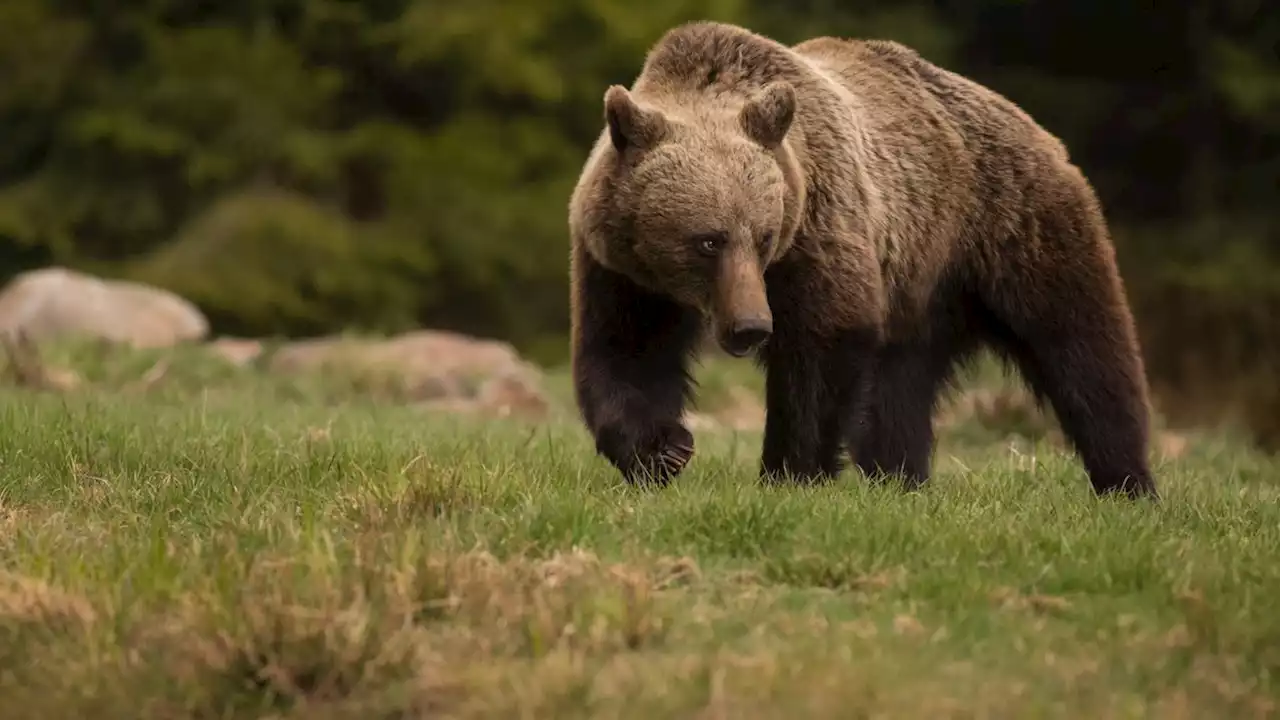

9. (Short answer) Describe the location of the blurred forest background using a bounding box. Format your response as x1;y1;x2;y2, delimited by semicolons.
0;0;1276;448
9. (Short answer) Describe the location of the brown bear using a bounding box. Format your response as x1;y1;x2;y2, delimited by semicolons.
567;21;1157;499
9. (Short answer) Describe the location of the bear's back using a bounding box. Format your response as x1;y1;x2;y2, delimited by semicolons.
794;37;1066;150
793;35;1071;187
792;34;1076;260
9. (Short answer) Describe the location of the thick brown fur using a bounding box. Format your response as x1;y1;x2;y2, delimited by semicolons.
568;21;1157;499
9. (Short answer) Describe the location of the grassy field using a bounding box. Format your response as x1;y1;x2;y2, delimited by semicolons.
1;340;1279;719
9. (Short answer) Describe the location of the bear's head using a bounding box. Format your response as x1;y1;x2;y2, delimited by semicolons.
584;81;805;358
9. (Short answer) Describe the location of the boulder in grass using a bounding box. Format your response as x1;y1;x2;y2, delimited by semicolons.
0;267;209;348
269;330;552;419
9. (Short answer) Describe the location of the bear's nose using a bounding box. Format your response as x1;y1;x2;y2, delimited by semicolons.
722;317;772;357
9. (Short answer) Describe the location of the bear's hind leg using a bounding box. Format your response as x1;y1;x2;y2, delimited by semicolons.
572;249;703;485
987;321;1156;499
979;206;1157;499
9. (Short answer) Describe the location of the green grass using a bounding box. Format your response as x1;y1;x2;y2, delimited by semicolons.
1;341;1279;718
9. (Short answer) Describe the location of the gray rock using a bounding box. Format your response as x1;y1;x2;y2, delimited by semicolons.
268;330;551;419
0;267;209;348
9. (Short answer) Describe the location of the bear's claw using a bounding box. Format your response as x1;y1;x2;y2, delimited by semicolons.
598;420;695;486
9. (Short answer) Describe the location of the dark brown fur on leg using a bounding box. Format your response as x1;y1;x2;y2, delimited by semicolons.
979;194;1157;500
759;325;879;485
572;250;702;486
759;330;833;485
821;327;883;476
992;326;1156;499
853;340;965;489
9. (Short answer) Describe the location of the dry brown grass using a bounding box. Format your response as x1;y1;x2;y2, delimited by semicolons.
2;536;1277;719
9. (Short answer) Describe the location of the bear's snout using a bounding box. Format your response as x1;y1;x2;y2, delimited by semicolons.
721;316;772;357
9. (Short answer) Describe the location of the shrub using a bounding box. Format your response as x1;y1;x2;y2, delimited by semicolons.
129;188;430;338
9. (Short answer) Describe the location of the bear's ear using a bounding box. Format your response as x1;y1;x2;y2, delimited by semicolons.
604;85;667;152
740;81;796;149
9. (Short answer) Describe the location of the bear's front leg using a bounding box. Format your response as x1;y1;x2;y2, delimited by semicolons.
759;328;877;484
572;251;703;485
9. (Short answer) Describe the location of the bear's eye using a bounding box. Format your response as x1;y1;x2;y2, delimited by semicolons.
760;231;774;249
694;233;725;258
